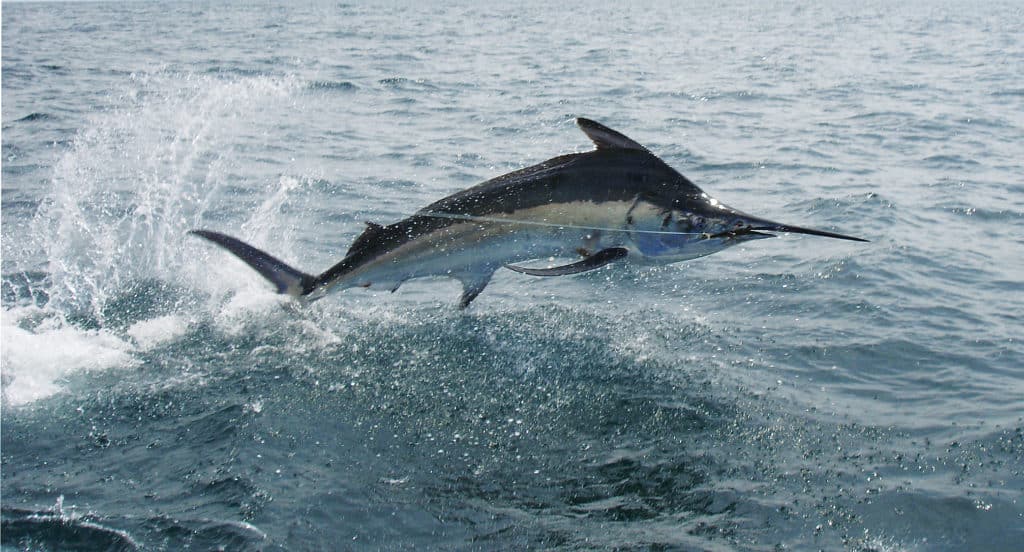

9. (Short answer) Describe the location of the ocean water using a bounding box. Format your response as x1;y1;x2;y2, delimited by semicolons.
2;1;1023;550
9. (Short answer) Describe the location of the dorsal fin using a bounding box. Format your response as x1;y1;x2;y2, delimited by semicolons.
345;221;385;256
577;118;648;152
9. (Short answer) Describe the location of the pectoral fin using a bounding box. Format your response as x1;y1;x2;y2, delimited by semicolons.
505;247;628;277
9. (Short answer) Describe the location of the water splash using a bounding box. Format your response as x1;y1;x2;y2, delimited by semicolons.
32;73;302;318
3;73;307;406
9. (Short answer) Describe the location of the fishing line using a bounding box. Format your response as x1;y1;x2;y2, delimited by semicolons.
417;211;712;237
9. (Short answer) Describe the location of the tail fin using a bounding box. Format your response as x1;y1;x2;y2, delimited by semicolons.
189;230;315;297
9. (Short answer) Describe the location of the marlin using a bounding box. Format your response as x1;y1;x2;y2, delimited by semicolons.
191;118;866;308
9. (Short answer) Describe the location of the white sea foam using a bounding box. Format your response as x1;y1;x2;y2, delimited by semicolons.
1;307;137;407
126;314;191;351
211;288;291;337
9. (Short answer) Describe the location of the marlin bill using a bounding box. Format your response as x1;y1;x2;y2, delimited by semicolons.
190;118;867;308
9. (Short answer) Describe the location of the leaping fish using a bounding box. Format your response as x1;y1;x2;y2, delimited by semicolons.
190;118;866;308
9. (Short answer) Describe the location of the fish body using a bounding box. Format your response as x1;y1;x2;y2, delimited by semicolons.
192;118;865;307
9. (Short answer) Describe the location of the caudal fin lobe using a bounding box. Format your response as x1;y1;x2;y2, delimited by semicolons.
189;230;315;297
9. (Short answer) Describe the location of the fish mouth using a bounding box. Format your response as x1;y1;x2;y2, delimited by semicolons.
706;228;777;241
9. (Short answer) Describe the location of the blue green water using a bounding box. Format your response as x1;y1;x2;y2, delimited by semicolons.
3;2;1023;550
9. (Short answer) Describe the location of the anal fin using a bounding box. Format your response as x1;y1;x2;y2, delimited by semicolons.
505;247;628;277
457;271;495;309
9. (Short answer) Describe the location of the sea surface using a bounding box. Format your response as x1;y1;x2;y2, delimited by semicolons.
2;1;1023;550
